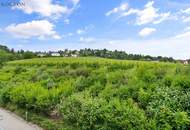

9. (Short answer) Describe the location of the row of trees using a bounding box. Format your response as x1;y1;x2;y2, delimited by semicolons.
78;49;175;62
0;44;176;63
44;48;176;62
0;45;37;64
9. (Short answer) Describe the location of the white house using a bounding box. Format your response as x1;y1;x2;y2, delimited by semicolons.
51;52;60;57
183;60;189;65
71;54;78;57
37;53;46;57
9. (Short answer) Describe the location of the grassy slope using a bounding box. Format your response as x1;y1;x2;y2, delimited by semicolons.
0;57;190;130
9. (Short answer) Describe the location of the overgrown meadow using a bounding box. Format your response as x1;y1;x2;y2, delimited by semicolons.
0;57;190;130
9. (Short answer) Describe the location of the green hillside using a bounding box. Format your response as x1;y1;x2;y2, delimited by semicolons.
0;57;190;130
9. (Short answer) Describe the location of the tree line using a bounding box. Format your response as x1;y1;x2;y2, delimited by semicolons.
0;44;179;63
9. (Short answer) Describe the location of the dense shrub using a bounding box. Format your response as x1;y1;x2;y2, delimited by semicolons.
74;76;95;91
0;84;59;113
14;66;26;74
147;87;190;129
89;81;105;97
59;94;150;130
173;76;190;89
0;57;190;129
68;67;90;77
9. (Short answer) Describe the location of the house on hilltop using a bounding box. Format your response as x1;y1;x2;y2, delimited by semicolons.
180;60;190;65
37;53;46;57
51;52;60;57
71;54;78;57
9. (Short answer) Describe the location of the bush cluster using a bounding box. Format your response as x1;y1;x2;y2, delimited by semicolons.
0;57;190;129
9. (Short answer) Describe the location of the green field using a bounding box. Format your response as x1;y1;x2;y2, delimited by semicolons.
0;57;190;130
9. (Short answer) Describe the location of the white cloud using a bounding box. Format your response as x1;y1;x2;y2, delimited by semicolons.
175;31;190;39
106;3;128;16
5;20;61;40
136;1;158;25
71;0;80;6
135;1;171;25
184;26;190;31
115;1;170;25
153;12;170;24
62;33;73;38
14;0;68;17
178;7;190;23
181;8;190;14
120;8;139;17
14;0;80;19
68;33;73;36
64;19;70;24
76;25;94;35
182;16;190;22
52;34;61;39
79;37;95;43
139;27;156;37
108;40;116;45
76;29;85;35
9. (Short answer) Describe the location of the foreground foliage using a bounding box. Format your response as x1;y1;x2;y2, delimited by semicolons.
0;57;190;130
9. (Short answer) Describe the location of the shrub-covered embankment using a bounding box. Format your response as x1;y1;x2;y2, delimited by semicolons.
0;57;190;130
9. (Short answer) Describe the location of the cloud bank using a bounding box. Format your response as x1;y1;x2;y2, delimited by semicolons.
5;20;61;40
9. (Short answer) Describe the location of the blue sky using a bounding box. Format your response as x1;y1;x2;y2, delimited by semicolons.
0;0;190;59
